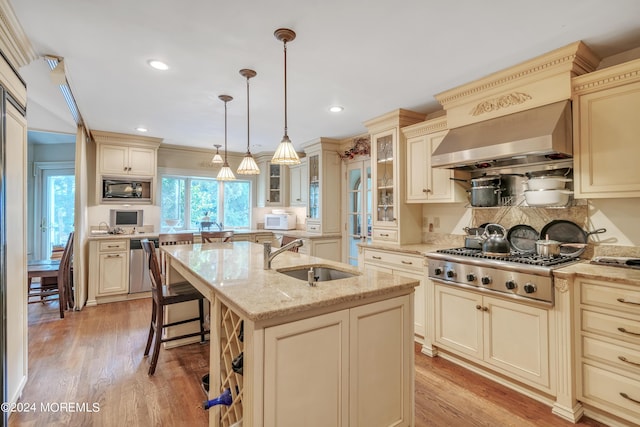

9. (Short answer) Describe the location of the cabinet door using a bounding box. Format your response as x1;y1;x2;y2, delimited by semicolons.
435;285;483;359
350;295;413;427
394;269;426;341
97;252;129;295
483;296;550;388
127;146;156;176
289;161;307;206
406;135;429;202
307;154;320;220
99;144;129;175
372;129;397;227
263;310;349;427
425;131;457;202
575;80;640;198
310;238;341;262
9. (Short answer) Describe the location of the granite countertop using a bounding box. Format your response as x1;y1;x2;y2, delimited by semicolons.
162;241;419;322
87;228;272;240
554;261;640;286
278;230;343;239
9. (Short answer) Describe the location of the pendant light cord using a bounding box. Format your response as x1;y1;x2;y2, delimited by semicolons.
224;99;228;163
283;39;288;138
246;76;251;153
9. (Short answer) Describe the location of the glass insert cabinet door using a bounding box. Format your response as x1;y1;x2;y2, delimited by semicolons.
308;154;320;220
269;163;281;204
347;160;371;267
375;132;395;225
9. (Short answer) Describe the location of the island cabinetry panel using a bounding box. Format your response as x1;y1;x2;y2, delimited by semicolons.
87;239;130;303
360;248;427;344
435;284;552;392
572;58;640;198
402;118;469;204
574;277;640;425
365;109;424;245
262;294;413;427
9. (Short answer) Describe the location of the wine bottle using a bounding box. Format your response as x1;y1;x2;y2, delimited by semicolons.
202;388;233;410
232;352;243;375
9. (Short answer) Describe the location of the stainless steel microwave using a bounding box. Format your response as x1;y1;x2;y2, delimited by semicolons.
102;178;151;202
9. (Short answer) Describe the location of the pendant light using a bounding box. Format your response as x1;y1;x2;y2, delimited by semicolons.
211;144;224;164
237;68;261;175
271;28;300;165
216;95;236;181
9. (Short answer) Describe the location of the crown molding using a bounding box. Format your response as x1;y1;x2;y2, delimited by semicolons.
91;130;163;148
572;57;640;94
401;116;448;139
0;0;38;68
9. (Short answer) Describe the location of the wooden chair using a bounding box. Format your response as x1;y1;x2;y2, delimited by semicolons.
201;230;234;243
281;235;300;253
141;239;207;375
27;231;74;318
158;232;194;281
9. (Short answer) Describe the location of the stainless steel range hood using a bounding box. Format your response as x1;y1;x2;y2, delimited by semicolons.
431;101;572;170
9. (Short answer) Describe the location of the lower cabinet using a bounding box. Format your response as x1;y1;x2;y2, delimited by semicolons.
575;277;640;425
360;248;427;343
228;232;274;244
434;284;551;392
87;239;130;305
277;233;342;262
263;295;413;427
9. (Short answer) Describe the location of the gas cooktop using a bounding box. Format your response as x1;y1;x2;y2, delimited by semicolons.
435;247;579;268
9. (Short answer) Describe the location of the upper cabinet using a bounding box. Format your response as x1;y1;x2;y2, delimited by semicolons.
289;157;308;207
364;109;424;245
572;58;640;198
256;155;289;208
93;131;161;178
402;116;468;203
303;138;342;234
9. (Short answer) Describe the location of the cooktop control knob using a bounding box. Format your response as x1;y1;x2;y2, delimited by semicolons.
466;273;476;282
505;280;517;290
434;268;443;275
446;270;456;278
481;276;492;285
524;283;537;294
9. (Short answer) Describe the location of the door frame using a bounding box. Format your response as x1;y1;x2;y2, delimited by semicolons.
33;161;74;259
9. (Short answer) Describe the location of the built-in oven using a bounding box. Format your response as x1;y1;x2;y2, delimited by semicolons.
102;178;152;203
129;238;158;293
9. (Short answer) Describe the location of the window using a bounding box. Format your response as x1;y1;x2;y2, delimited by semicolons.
160;176;250;231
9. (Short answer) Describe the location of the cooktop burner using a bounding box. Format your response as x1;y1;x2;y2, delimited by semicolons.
436;247;578;267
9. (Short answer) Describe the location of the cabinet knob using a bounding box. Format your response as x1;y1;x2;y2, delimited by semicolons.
482;306;489;312
423;189;431;193
475;305;482;310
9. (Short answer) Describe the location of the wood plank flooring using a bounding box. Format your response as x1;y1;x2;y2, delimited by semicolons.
11;299;608;426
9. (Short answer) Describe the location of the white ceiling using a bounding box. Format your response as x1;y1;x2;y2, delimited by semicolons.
11;0;640;153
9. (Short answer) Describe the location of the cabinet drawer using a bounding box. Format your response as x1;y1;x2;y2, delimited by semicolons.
306;223;321;233
363;249;423;271
581;363;640;423
582;309;640;345
582;335;640;375
371;228;398;243
581;280;640;315
98;240;127;252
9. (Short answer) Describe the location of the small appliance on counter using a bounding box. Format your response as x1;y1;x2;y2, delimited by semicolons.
591;256;640;269
264;210;296;230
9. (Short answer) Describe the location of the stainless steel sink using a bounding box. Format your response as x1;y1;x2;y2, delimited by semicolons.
276;265;359;282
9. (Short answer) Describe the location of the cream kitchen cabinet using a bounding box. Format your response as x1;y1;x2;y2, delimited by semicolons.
278;233;342;262
360;247;427;345
434;284;552;392
256;155;288;207
574;276;640;425
402;118;469;203
572;58;640;198
303;138;342;234
93;130;161;177
364;109;424;245
288;157;307;207
87;239;130;304
263;294;413;427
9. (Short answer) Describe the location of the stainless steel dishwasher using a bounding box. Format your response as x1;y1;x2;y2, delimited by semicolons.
129;238;159;293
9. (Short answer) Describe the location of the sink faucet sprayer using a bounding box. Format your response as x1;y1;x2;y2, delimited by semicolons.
263;239;304;269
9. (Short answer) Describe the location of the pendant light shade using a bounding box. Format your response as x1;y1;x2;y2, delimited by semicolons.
272;28;300;165
211;144;224;164
216;95;236;181
237;68;260;175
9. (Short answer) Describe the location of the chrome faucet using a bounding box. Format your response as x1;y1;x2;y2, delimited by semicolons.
263;239;304;269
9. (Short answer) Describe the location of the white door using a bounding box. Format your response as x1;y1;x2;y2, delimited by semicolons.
36;163;75;259
346;159;371;267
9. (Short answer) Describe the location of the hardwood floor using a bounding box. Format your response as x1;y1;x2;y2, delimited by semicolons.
12;299;608;426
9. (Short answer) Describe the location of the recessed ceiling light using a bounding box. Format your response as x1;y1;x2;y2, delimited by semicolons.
329;105;344;113
135;127;148;132
148;60;169;71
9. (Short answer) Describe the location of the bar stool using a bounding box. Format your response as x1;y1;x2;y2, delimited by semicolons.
201;230;234;243
141;238;207;375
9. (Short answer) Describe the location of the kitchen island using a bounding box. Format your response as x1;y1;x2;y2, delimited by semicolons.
162;241;419;427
